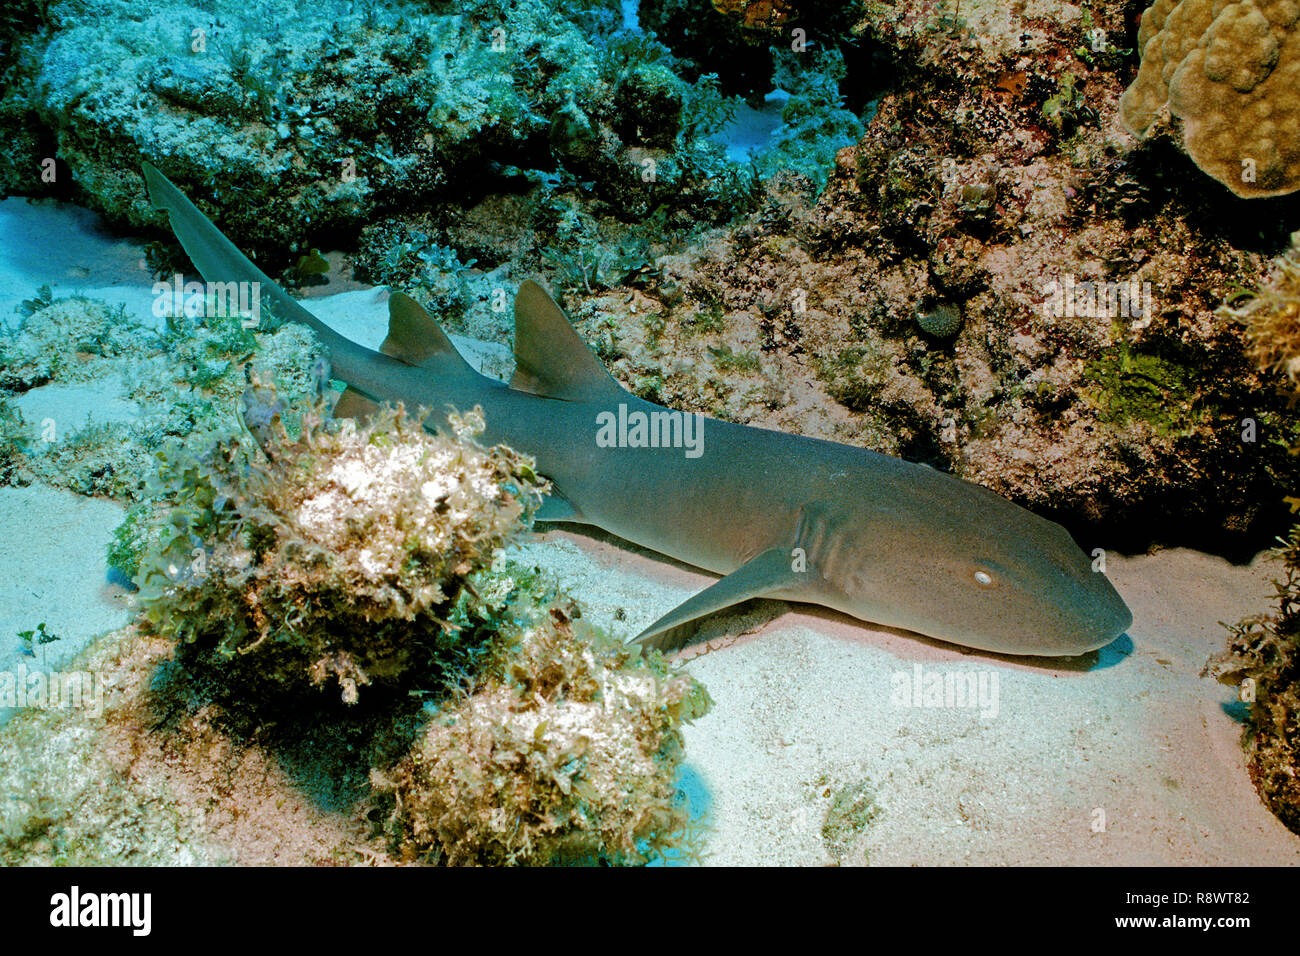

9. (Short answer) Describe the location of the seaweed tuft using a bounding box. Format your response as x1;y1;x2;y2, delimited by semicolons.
134;383;544;707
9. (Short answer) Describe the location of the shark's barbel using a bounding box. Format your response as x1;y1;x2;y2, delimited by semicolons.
142;162;1132;657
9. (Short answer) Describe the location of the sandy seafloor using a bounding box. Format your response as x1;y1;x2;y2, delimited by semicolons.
2;195;1298;865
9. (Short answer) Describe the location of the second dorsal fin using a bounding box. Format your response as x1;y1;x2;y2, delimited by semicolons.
510;279;623;400
380;291;472;371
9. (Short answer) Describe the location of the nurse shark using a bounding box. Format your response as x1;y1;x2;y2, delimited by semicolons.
142;162;1132;657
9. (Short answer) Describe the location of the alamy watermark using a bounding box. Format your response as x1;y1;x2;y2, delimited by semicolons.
152;274;261;328
595;403;705;459
1;662;103;718
1042;275;1154;320
890;662;999;719
50;886;150;936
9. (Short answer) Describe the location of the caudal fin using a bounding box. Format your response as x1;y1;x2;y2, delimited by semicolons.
141;162;356;356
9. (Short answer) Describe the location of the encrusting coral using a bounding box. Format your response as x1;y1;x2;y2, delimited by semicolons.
1120;0;1300;198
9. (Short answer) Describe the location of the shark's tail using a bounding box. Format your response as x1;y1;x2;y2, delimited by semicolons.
141;162;376;374
142;162;619;445
142;160;496;414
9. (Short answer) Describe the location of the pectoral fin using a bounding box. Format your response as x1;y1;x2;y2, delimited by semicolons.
631;547;805;652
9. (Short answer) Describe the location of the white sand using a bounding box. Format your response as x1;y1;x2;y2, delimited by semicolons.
0;485;131;729
2;197;1297;864
0;198;161;329
510;531;1300;865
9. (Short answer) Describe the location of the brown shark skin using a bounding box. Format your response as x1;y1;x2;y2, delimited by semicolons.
142;162;1132;657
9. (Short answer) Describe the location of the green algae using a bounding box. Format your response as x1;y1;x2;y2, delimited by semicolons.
821;778;881;863
816;343;894;413
1082;341;1198;437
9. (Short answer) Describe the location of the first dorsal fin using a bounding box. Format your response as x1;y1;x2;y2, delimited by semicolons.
510;279;623;400
380;291;472;371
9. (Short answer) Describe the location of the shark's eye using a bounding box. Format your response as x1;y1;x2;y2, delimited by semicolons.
973;570;994;587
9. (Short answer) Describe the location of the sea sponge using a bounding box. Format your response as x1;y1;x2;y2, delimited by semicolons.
916;302;963;339
613;63;685;150
1119;0;1300;198
373;601;712;866
135;388;544;705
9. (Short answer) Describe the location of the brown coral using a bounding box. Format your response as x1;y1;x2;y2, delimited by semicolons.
1120;0;1300;197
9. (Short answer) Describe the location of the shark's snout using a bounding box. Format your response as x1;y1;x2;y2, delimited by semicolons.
1060;573;1132;656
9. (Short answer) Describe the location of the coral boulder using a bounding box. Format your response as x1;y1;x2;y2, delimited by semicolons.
1120;0;1300;197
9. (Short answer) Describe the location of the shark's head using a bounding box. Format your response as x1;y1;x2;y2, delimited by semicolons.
826;466;1132;657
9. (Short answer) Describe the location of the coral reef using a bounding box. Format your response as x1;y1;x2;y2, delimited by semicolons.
0;292;326;500
4;0;1300;868
1120;0;1300;198
0;0;876;343
0;294;140;393
0;0;809;268
373;601;711;865
549;0;1300;552
9;0;1288;555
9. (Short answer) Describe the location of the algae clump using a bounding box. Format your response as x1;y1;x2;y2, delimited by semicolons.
822;779;881;864
135;388;544;705
1207;233;1300;836
1082;340;1198;437
1228;232;1300;383
1205;525;1300;836
373;601;712;866
130;384;712;864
